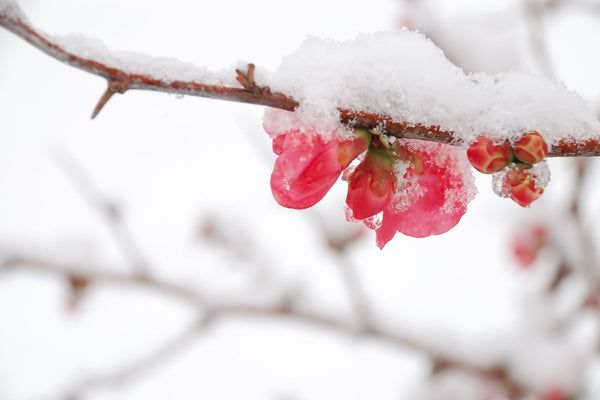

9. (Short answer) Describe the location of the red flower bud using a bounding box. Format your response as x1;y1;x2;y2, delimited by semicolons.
504;168;543;207
467;136;512;174
346;148;395;220
514;131;548;165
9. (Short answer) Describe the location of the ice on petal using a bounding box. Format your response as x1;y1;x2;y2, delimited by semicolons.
530;160;551;189
492;169;510;198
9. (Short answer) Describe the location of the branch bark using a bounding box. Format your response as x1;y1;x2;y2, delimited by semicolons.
0;254;532;398
1;2;599;157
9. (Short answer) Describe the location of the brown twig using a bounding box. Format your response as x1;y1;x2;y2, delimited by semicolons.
0;5;298;115
0;253;534;397
566;159;600;284
569;159;600;302
1;255;205;306
1;3;599;157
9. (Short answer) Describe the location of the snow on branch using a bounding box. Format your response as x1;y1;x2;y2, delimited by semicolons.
1;1;600;157
0;1;298;115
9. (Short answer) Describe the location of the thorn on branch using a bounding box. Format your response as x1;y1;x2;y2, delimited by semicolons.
326;230;363;253
235;63;272;96
66;274;90;312
91;80;129;119
430;358;452;376
235;63;255;90
277;285;303;313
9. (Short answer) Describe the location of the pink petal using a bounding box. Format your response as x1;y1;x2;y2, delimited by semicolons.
346;150;394;220
375;141;474;248
270;132;342;209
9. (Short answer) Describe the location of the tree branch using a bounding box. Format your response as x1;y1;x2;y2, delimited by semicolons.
0;253;534;397
1;2;599;157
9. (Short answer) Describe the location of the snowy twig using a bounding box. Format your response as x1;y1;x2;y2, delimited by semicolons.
0;253;534;397
0;4;297;114
1;3;600;157
1;255;206;306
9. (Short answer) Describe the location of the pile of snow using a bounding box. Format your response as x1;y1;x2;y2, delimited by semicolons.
263;31;600;145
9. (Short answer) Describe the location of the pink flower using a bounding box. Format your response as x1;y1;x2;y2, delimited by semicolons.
346;148;395;220
374;141;473;248
268;128;369;210
264;110;475;248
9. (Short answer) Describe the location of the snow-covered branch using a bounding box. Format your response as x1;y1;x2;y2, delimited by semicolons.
1;0;600;157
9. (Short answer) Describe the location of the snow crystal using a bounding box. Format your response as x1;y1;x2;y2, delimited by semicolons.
392;159;410;181
263;31;600;146
263;107;345;140
530;160;551;189
436;145;477;214
492;170;509;198
54;33;236;86
363;212;383;230
491;161;551;199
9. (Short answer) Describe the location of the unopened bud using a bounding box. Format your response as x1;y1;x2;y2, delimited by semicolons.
504;167;544;207
467;136;512;174
514;131;548;165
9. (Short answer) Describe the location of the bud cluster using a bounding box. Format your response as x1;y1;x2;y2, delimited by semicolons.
467;132;549;207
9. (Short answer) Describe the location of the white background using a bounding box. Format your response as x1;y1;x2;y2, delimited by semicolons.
1;0;600;399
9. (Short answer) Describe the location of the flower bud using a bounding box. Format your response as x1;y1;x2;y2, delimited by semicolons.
466;136;512;174
514;131;548;165
504;167;543;207
346;148;395;220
